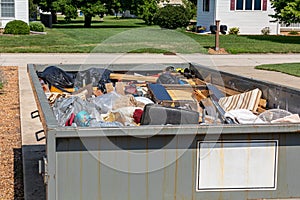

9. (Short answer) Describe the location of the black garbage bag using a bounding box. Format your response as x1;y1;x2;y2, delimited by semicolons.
156;72;181;84
74;68;112;93
37;66;75;93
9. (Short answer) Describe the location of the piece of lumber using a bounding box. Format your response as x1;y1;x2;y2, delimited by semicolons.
257;107;266;114
215;85;240;96
259;98;267;108
194;78;207;85
193;89;207;102
167;89;194;101
110;73;158;83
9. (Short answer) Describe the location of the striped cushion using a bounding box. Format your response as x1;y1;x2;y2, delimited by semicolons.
218;88;262;112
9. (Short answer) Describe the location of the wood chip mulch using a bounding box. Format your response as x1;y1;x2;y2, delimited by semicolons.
0;66;24;200
208;47;229;54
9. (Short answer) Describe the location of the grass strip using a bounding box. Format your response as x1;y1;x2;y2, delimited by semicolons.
255;63;300;77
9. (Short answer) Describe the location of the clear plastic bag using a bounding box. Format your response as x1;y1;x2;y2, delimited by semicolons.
92;92;121;114
53;96;102;126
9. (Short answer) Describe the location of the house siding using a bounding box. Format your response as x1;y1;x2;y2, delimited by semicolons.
0;0;28;28
197;0;216;32
197;0;280;34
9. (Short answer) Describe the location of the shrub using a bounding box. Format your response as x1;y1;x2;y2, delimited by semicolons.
154;5;190;29
4;20;30;35
29;21;45;32
229;27;240;35
261;27;270;35
288;30;299;35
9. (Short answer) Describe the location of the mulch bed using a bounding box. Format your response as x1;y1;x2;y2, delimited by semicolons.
0;66;24;200
208;47;228;54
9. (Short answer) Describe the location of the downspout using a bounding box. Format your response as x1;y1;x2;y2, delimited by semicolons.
214;0;218;23
277;21;280;35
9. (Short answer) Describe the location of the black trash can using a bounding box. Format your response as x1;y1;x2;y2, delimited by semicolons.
210;25;217;34
40;13;52;28
220;25;227;34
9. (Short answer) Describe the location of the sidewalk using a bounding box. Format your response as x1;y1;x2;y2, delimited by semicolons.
2;53;300;89
1;53;300;200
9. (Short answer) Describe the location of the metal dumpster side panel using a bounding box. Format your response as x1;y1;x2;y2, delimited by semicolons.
53;132;300;200
27;64;58;129
47;129;56;200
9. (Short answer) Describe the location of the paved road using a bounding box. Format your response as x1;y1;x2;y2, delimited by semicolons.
1;53;300;200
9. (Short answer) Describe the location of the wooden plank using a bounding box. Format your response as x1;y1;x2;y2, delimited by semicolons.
257;107;266;114
194;78;268;110
110;73;158;83
167;89;194;101
194;78;207;85
163;84;207;90
259;98;267;108
215;85;240;96
193;90;207;102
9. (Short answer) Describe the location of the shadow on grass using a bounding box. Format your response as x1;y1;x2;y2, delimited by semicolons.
203;46;215;50
14;148;24;200
52;19;147;29
52;24;145;28
246;35;300;44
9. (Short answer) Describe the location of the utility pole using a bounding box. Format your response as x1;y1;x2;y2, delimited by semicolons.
215;20;220;51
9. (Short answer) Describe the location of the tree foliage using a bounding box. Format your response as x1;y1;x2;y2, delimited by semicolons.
29;0;38;20
154;4;191;29
138;0;159;25
270;0;300;25
182;0;197;19
103;0;121;17
35;0;106;27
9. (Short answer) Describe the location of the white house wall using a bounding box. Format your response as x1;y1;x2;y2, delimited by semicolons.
197;0;216;31
217;0;279;34
15;0;28;23
197;0;280;34
0;0;28;28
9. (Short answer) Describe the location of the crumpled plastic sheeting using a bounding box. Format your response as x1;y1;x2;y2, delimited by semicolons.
91;92;121;114
224;109;264;124
92;92;145;114
89;120;123;127
271;114;300;123
53;96;102;126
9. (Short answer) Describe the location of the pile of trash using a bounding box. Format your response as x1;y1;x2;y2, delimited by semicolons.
37;65;300;127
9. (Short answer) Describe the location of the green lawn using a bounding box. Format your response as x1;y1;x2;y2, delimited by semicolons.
255;63;300;77
0;16;300;53
184;32;300;54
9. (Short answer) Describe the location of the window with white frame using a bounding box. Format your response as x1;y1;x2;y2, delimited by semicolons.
1;0;15;17
236;0;262;10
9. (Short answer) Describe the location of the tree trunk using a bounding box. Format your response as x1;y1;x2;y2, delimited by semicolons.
51;11;57;24
84;15;92;28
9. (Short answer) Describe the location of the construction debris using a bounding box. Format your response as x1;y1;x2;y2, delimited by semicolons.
37;65;300;127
